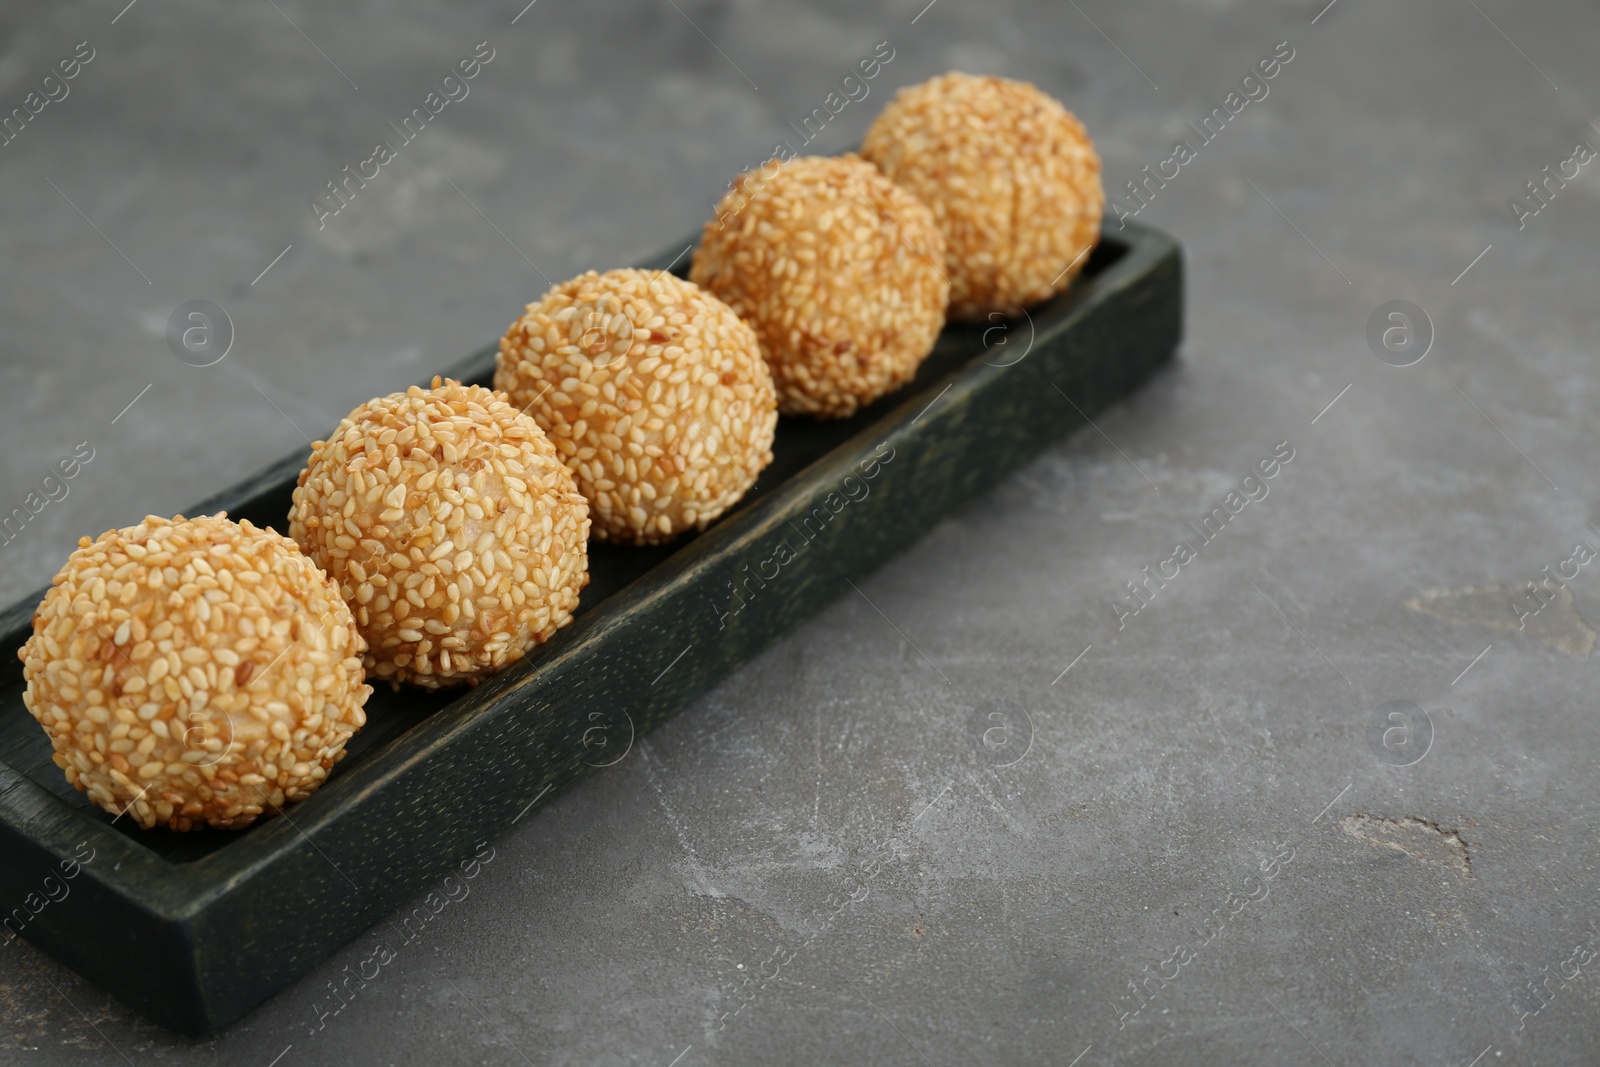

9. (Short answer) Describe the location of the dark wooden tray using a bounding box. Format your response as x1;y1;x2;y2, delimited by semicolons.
0;218;1181;1035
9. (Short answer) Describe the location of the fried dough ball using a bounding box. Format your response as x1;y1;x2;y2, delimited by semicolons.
19;513;370;830
862;72;1104;319
691;154;949;418
290;378;590;688
496;270;778;544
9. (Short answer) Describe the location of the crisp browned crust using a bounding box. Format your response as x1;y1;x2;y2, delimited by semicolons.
495;269;777;544
861;72;1104;320
18;513;370;831
290;378;590;688
690;154;950;419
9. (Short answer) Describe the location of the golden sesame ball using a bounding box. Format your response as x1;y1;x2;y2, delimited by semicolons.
861;72;1104;320
690;154;950;419
18;513;370;832
495;269;778;545
290;378;590;689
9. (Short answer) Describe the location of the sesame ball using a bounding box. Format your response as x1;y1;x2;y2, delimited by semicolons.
860;72;1104;320
690;154;950;419
290;379;590;688
18;514;370;832
495;269;778;545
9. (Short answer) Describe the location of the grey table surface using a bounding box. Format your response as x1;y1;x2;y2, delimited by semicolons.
3;0;1600;1063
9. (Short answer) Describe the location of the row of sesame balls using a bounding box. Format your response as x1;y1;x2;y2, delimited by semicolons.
19;72;1103;829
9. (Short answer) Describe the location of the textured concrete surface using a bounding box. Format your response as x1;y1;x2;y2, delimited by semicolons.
4;0;1600;1064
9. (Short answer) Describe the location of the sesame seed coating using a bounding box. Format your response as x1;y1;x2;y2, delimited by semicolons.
860;72;1104;320
690;155;950;420
290;378;590;688
17;513;371;832
495;269;778;545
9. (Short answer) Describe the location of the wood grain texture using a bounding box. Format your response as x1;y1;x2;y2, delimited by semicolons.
0;218;1182;1035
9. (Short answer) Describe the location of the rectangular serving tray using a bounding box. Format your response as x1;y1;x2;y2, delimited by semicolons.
0;218;1181;1035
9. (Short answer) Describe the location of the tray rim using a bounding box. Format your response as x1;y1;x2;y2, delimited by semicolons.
0;216;1179;926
